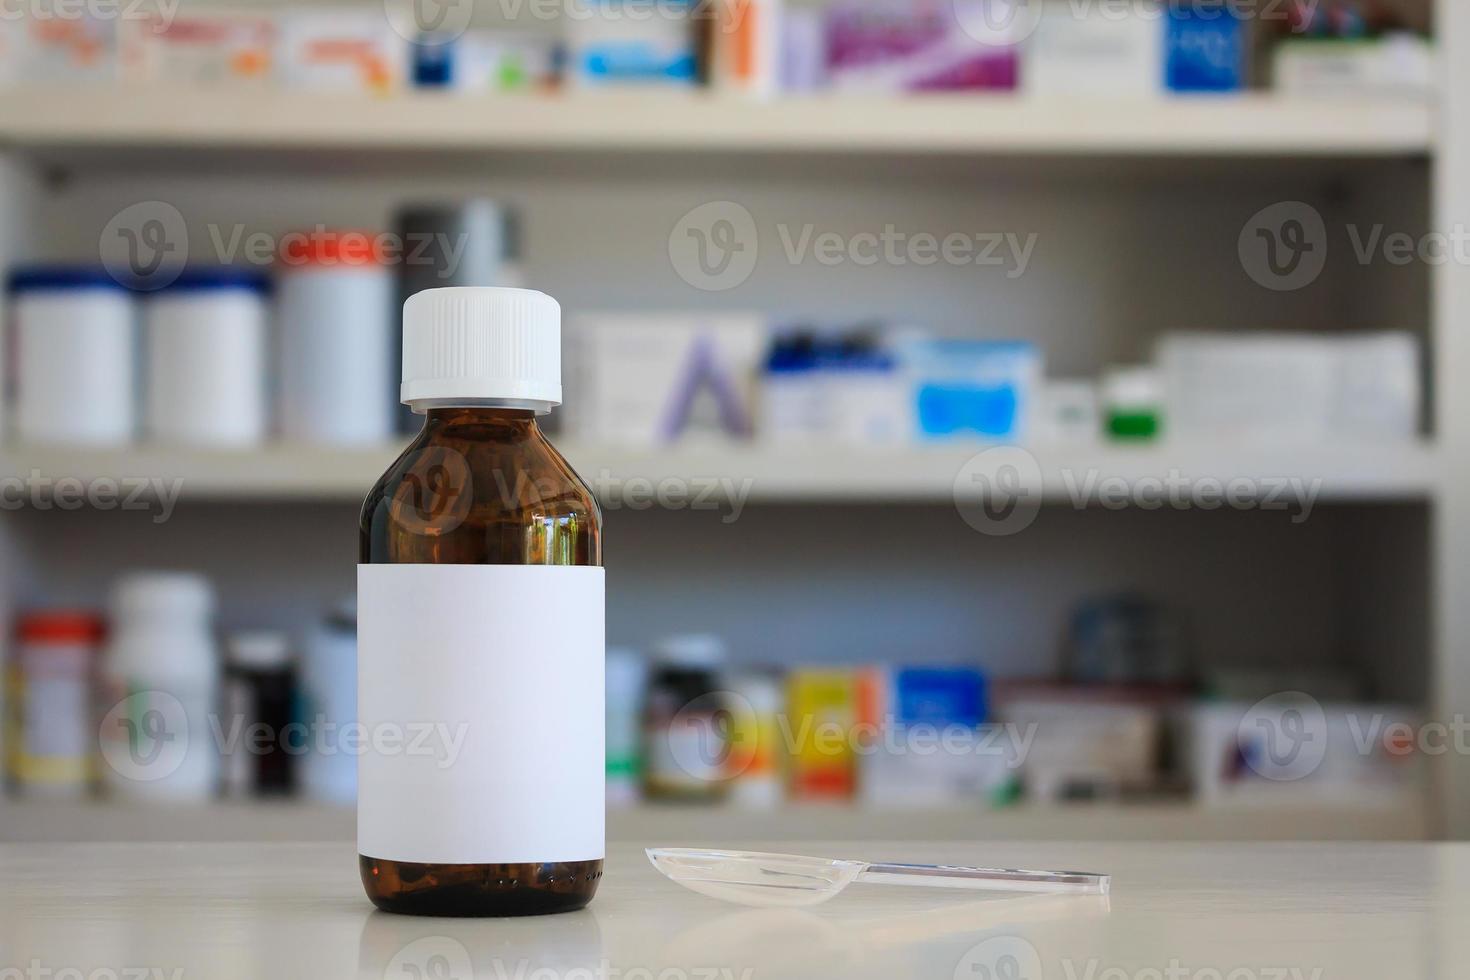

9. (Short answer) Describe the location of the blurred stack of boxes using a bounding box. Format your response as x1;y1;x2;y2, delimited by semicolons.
613;606;1423;812
567;316;1423;450
0;0;1430;98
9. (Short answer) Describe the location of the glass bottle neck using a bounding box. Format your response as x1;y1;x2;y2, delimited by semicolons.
422;407;542;441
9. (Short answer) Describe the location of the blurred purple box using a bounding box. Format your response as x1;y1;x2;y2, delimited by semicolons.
825;0;1019;92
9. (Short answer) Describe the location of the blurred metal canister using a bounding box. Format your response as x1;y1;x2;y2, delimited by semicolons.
392;200;522;431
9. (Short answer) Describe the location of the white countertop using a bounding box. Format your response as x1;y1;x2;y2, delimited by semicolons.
3;841;1459;980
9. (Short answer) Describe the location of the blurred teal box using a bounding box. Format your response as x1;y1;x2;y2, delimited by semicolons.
904;339;1041;442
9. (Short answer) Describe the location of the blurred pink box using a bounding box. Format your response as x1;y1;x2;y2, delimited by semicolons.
824;0;1020;92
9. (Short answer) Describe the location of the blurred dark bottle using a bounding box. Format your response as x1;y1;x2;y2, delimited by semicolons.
393;201;523;432
221;631;297;798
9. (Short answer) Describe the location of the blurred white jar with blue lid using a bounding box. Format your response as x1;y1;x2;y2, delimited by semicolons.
144;267;271;447
9;266;136;447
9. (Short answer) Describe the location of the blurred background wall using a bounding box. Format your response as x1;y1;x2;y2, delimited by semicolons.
0;0;1461;844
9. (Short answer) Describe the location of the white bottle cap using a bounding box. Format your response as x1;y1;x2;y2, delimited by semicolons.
654;634;727;670
401;286;561;413
110;572;215;623
227;630;293;670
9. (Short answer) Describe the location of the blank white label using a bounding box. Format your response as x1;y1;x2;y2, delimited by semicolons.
357;563;605;864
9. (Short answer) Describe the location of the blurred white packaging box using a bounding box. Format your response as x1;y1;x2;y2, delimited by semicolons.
8;9;117;82
1186;701;1423;806
566;313;766;445
119;10;276;86
759;339;911;449
1024;0;1162;97
1039;378;1101;443
1159;332;1420;443
277;10;405;94
1273;33;1433;98
827;358;910;449
1334;333;1420;440
999;696;1161;801
860;730;1018;809
438;32;558;92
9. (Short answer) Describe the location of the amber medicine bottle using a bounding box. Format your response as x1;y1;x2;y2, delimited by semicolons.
358;287;604;916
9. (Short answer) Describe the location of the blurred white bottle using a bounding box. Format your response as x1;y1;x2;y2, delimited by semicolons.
299;599;357;805
98;573;219;802
726;669;784;808
276;233;393;446
144;269;270;447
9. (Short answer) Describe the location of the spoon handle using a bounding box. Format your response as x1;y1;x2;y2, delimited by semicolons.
858;862;1109;895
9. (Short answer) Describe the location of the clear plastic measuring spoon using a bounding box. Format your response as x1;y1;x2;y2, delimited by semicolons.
646;848;1110;908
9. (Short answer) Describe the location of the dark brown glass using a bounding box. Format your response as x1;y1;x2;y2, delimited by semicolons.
358;406;603;917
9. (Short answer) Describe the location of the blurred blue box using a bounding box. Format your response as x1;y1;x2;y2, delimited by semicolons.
905;339;1040;442
894;667;988;727
1166;6;1246;92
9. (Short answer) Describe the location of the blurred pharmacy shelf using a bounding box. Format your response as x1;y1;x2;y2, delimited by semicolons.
0;798;1427;844
0;441;1441;504
0;89;1435;161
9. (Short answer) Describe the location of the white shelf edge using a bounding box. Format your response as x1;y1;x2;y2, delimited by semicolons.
0;441;1441;504
0;797;1430;843
0;89;1435;158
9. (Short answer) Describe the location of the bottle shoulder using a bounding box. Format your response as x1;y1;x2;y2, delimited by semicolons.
360;423;601;566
